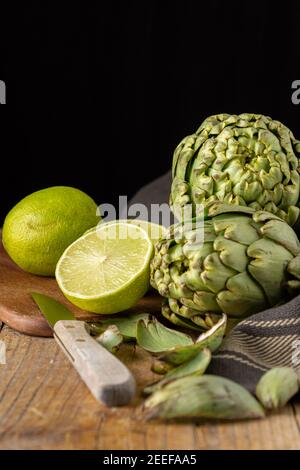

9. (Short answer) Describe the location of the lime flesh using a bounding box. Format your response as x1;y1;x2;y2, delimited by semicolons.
56;222;153;314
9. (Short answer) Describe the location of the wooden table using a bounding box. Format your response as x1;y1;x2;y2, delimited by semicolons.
0;321;300;450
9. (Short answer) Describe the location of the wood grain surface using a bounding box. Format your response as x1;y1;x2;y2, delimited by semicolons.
0;323;299;450
0;239;162;337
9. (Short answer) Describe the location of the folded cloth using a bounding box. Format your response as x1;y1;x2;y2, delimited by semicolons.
208;296;300;392
130;174;300;391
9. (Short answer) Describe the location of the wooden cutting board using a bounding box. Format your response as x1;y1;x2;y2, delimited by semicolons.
0;237;162;337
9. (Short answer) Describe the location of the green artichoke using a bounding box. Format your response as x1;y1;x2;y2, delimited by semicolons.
170;113;300;226
150;203;300;330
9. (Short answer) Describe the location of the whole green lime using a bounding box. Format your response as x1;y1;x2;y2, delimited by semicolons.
2;186;100;276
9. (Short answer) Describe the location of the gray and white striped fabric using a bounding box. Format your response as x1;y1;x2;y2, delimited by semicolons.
208;295;300;392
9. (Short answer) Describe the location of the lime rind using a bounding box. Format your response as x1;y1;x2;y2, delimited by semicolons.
3;186;100;276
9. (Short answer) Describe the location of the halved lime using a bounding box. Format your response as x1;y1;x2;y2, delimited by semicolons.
126;220;167;245
56;222;153;314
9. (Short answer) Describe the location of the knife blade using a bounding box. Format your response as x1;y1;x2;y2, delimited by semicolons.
32;292;136;406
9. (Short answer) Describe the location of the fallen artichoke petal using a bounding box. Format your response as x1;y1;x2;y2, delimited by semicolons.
89;313;151;339
145;348;211;395
95;325;123;353
144;375;265;420
136;317;193;353
255;367;300;409
158;313;227;365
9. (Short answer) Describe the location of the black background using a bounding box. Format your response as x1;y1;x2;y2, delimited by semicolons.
1;0;300;222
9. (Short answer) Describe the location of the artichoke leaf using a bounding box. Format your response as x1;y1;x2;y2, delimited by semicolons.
162;300;203;331
95;325;123;354
287;253;300;280
213;214;260;245
213;236;249;272
144;348;211;395
89;312;151;339
201;252;236;293
248;238;294;305
181;292;221;313
259;219;300;256
162;307;203;331
144;375;265;420
217;272;267;317
136;317;193;353
256;367;299;409
207;202;255;218
157;313;227;365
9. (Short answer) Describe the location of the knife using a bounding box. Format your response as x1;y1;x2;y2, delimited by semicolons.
31;292;136;407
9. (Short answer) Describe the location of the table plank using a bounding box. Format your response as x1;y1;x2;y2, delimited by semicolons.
293;402;300;433
0;326;299;450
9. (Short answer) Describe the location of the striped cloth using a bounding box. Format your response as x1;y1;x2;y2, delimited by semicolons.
130;173;300;391
208;295;300;392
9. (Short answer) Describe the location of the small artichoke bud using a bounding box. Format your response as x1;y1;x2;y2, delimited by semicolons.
256;367;299;410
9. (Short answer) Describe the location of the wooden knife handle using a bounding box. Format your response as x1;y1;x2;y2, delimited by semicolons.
53;320;136;406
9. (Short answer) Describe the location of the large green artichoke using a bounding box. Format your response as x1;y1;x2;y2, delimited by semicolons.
150;203;300;331
170;114;300;226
